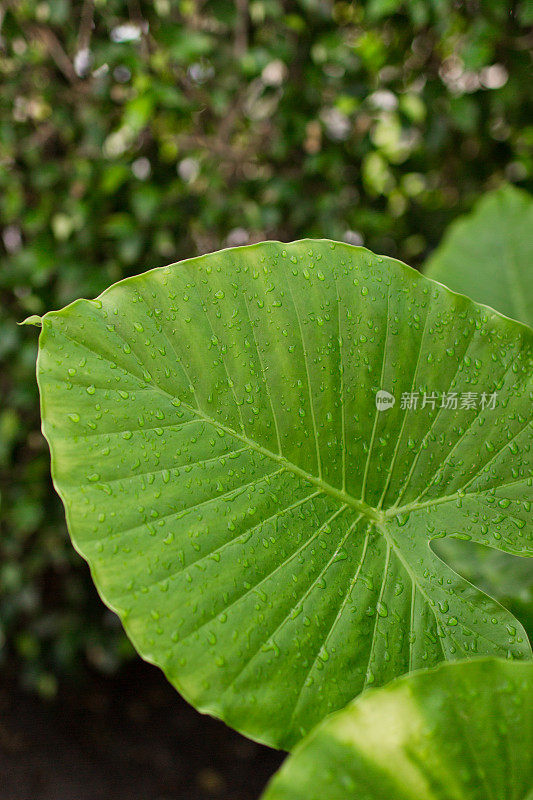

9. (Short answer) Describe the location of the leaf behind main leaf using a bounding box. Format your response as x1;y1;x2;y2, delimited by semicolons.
425;188;533;643
261;658;533;800
36;240;532;749
425;184;533;326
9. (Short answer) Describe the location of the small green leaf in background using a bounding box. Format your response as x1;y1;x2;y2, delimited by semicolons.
260;658;533;800
36;240;532;749
425;185;533;327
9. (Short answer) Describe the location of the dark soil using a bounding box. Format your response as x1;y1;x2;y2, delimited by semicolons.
0;660;284;800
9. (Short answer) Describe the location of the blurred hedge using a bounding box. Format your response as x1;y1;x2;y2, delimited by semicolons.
1;0;532;694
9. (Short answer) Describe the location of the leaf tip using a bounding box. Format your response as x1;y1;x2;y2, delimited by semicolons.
19;315;43;328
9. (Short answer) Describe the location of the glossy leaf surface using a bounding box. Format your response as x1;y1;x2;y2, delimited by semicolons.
37;240;533;748
425;185;533;326
261;658;533;800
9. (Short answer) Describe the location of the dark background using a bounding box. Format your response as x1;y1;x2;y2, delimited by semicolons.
1;1;532;797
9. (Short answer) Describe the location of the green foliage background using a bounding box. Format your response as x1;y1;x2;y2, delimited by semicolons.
1;0;532;694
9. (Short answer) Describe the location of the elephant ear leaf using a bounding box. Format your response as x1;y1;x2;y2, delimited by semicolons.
261;658;533;800
425;185;533;327
36;240;532;749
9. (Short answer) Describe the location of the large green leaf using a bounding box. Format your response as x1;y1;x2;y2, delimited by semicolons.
261;658;533;800
36;240;532;749
425;185;533;327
